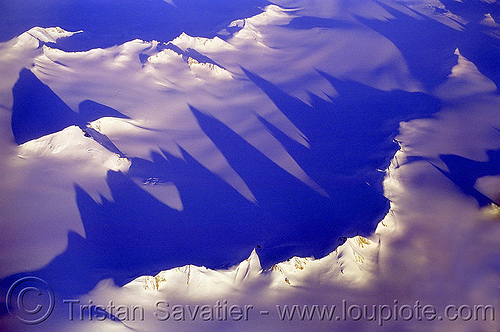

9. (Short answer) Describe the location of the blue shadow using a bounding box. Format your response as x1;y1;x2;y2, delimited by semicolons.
11;69;129;144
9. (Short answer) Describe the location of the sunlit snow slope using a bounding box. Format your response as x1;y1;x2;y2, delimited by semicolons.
0;0;499;331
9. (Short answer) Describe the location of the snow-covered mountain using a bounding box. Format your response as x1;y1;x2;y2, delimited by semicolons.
0;1;499;331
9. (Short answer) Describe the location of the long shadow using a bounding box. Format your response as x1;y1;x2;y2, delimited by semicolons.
0;74;433;298
6;97;385;294
242;68;441;192
11;68;129;145
432;149;500;206
11;69;81;144
189;107;381;264
5;69;443;304
357;1;500;91
355;3;459;90
3;1;499;327
0;147;263;298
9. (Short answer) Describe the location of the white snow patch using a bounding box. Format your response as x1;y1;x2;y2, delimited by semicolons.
434;48;497;99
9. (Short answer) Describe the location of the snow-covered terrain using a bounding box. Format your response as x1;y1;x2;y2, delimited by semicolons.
0;0;499;331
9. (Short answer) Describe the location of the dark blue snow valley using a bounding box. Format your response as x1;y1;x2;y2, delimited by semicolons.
2;0;500;321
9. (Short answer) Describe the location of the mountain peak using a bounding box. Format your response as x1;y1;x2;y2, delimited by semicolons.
26;27;81;44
